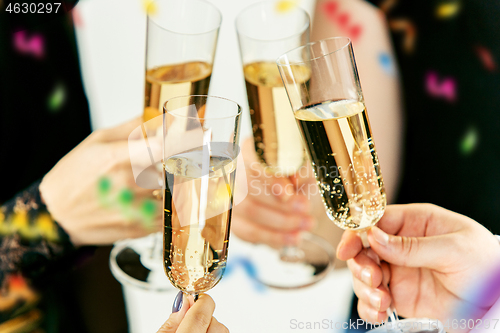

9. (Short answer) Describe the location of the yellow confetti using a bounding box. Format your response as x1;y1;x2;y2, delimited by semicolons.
0;211;10;235
12;211;28;231
143;0;157;15
37;213;58;241
436;3;460;19
276;0;297;13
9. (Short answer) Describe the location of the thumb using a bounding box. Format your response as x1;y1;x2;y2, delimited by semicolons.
156;294;191;333
97;117;143;142
368;226;453;270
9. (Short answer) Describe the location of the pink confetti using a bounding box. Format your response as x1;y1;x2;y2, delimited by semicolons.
71;7;84;28
425;71;457;103
475;45;497;72
13;30;45;59
321;0;363;41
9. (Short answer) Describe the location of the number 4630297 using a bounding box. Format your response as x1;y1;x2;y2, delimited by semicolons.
443;319;499;330
6;3;61;13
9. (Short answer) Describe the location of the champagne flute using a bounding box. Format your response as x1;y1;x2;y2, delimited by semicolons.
235;1;335;289
277;37;444;332
142;0;221;195
143;0;221;125
140;0;221;268
163;95;242;300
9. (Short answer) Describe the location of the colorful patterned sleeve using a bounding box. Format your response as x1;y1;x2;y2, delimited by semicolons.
0;180;75;289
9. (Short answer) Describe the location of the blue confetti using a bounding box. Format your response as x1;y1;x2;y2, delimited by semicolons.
378;52;396;76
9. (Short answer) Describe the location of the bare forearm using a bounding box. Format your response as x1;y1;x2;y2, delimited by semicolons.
312;0;403;202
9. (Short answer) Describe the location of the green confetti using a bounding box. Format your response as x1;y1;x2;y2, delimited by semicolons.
140;199;157;218
98;177;112;195
47;84;66;112
118;189;134;205
460;127;479;156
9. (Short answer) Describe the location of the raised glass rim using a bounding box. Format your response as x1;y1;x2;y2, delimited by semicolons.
235;1;310;43
276;36;352;66
163;95;242;120
148;0;222;36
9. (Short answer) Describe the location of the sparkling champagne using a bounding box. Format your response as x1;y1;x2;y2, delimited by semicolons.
144;61;212;123
163;149;235;294
295;100;386;230
244;62;309;176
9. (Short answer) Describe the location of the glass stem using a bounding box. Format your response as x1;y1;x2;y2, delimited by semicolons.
359;230;401;333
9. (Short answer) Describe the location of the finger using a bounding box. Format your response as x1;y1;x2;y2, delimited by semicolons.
246;173;309;210
242;138;302;206
231;216;301;249
235;199;315;232
94;117;143;142
177;294;216;333
352;275;392;313
346;250;383;288
376;203;462;237
157;294;191;333
380;261;391;287
367;226;459;269
358;299;388;324
115;137;163;167
337;230;363;261
207;317;230;333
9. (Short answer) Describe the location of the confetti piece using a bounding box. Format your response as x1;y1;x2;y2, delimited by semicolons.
47;83;66;112
378;52;396;76
140;199;157;218
388;19;416;54
425;71;457;102
37;213;58;241
276;0;297;13
13;31;45;59
322;1;363;41
12;211;28;231
98;177;112;195
118;189;134;205
143;0;157;15
71;7;84;28
379;0;398;14
436;2;461;19
475;45;497;72
459;127;478;155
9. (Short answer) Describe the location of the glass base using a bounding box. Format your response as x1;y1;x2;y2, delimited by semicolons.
367;318;445;333
248;233;335;289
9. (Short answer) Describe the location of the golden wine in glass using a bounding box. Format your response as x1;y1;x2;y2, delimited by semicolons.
163;95;242;298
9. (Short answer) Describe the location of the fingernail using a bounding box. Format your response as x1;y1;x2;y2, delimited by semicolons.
372;227;389;246
369;292;382;310
172;291;183;313
360;267;372;286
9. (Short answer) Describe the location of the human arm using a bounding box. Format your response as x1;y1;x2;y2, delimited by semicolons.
0;117;161;287
312;0;403;203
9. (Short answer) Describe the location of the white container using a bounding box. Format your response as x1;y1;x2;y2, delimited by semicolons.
110;233;178;333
